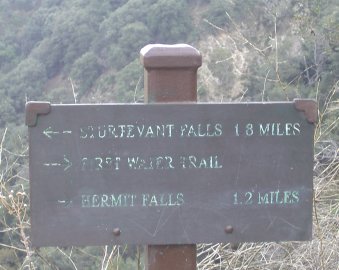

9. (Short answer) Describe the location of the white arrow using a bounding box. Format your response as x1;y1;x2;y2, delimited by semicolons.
43;127;72;139
43;155;72;171
57;199;72;207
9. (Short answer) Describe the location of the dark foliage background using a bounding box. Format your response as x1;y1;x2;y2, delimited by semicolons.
0;0;337;268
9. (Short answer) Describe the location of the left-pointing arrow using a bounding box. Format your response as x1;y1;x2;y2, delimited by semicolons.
43;155;72;171
43;127;72;139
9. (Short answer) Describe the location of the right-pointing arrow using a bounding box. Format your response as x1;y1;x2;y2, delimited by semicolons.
43;155;72;171
57;199;72;207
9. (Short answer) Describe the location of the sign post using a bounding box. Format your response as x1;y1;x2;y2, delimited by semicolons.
26;44;317;269
140;44;201;270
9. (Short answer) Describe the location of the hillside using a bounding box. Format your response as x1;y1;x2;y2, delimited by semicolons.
0;1;338;117
0;0;338;269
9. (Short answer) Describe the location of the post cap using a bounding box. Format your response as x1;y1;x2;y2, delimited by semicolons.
140;44;202;69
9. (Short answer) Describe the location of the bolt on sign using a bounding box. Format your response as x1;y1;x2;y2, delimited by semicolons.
26;99;316;247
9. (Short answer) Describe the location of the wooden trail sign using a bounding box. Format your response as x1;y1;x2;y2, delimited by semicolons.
26;100;316;247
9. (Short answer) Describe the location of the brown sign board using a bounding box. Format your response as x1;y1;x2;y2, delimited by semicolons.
26;100;316;247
